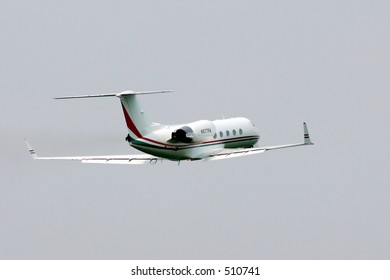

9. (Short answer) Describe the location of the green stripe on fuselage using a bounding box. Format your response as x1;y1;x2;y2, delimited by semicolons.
131;136;259;151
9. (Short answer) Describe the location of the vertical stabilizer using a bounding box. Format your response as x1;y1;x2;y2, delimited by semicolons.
120;95;151;139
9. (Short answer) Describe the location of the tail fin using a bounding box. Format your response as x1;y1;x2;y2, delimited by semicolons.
54;90;172;139
120;95;150;138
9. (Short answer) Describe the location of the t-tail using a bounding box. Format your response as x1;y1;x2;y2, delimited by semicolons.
54;90;172;139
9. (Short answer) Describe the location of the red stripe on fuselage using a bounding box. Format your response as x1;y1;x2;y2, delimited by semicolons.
139;135;259;148
121;102;142;138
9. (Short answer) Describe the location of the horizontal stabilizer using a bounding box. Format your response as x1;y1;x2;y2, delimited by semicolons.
54;90;173;100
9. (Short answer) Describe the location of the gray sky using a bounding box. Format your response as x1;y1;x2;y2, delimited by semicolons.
1;0;389;259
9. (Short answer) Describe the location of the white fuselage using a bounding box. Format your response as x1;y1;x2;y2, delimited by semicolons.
128;117;259;160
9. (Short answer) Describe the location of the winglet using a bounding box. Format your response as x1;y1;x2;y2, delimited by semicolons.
303;122;314;145
24;139;38;159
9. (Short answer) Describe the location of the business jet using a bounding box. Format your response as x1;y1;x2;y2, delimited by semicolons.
25;90;313;164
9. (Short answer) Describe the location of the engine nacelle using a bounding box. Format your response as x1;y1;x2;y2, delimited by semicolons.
171;126;194;143
170;120;216;143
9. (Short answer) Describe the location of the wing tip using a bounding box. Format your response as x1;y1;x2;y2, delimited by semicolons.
303;122;314;145
24;139;38;159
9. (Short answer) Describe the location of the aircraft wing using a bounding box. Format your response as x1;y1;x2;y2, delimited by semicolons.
24;140;163;165
25;123;313;164
206;122;314;161
205;147;267;161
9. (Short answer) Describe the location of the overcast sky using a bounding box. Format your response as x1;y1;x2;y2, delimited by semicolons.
1;0;389;259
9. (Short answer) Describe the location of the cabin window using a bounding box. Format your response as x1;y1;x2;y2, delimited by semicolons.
239;129;243;135
233;129;237;136
226;130;230;137
213;133;217;139
219;131;223;138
